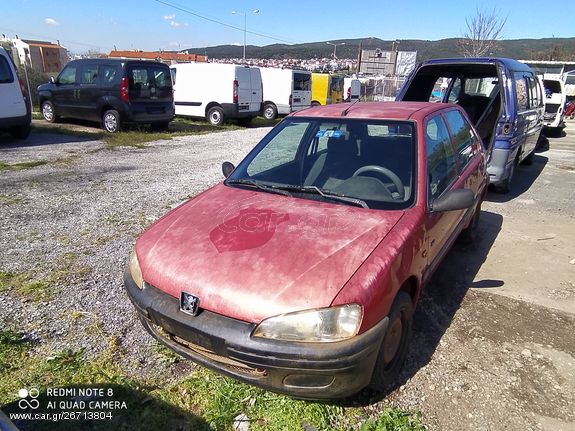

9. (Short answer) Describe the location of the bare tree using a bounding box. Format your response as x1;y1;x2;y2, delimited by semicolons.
458;7;507;57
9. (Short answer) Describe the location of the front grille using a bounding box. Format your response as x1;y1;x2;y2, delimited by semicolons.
149;322;267;377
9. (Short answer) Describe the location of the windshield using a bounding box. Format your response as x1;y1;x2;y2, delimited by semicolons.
227;118;416;210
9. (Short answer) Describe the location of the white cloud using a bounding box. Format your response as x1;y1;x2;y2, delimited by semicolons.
44;17;59;26
163;14;175;20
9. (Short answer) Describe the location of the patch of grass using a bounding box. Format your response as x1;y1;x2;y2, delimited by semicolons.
360;409;426;431
0;271;52;301
0;194;24;204
0;160;48;171
0;330;31;373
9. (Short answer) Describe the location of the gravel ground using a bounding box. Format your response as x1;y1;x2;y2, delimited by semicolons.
1;121;574;431
0;127;270;379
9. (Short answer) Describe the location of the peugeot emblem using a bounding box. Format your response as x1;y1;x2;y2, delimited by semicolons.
180;292;200;316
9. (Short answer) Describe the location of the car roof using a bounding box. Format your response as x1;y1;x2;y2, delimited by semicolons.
290;101;459;121
419;57;533;72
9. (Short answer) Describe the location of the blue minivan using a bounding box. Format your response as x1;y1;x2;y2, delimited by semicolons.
397;58;544;193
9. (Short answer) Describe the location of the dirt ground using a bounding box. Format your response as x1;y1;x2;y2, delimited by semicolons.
380;120;575;431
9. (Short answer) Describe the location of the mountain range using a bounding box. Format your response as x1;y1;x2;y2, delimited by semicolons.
184;37;575;61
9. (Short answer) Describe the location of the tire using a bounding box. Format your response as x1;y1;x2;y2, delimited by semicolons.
369;291;413;392
102;109;121;133
311;101;321;107
10;124;31;139
263;103;278;120
522;150;534;165
41;100;59;123
459;200;481;244
150;121;170;132
207;106;224;126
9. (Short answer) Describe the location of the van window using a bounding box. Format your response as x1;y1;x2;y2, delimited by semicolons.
100;65;119;86
429;77;453;102
514;74;529;111
80;65;98;85
294;72;311;91
128;66;172;99
527;77;541;108
0;56;14;83
465;78;497;97
170;68;176;86
426;115;457;198
58;65;77;85
444;110;476;169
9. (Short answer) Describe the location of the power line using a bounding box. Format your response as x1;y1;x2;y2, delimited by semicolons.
152;0;302;45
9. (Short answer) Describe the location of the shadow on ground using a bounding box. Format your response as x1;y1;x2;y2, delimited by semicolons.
486;154;548;203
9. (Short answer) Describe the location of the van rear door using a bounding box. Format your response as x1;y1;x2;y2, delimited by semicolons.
249;68;263;113
291;71;311;111
235;66;255;113
0;54;26;119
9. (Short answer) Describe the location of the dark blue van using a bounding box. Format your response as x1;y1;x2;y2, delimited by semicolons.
397;58;544;193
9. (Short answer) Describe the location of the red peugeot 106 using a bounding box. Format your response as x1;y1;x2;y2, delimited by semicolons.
125;101;488;399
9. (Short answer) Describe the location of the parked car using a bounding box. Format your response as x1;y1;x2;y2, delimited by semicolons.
170;63;262;126
396;57;543;193
37;59;174;133
541;74;567;132
259;67;311;120
0;46;31;139
125;101;488;399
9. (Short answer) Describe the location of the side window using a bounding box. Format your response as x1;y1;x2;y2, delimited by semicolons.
247;122;308;176
527;75;541;108
100;65;118;86
58;65;77;85
426;115;457;199
0;56;14;83
80;64;98;85
514;73;529;111
447;78;462;103
445;110;477;169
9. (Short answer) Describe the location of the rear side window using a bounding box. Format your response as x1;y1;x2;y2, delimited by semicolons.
528;76;542;108
80;64;98;85
100;65;119;86
514;73;529;111
426;115;457;199
444;110;477;169
0;56;14;83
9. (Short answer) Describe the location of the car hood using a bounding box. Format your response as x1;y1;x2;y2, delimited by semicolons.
136;184;404;323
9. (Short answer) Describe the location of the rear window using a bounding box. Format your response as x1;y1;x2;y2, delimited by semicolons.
0;56;14;83
128;66;172;99
294;72;311;91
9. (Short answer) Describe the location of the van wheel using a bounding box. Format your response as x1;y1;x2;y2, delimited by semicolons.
495;159;515;194
10;124;31;139
263;103;277;120
369;291;413;392
102;110;121;133
41;101;59;123
522;150;534;165
207;107;224;126
311;101;321;107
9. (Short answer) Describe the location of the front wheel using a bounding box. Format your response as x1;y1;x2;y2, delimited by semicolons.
41;101;59;123
369;291;413;392
10;124;31;139
263;103;277;120
102;110;121;133
207;107;224;126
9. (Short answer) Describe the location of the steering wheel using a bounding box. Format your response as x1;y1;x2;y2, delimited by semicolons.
352;165;404;199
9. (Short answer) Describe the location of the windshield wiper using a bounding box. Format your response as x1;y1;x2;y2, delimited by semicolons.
225;179;292;197
276;185;368;209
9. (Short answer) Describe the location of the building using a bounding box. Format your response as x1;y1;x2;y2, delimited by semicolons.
0;36;68;73
108;50;207;63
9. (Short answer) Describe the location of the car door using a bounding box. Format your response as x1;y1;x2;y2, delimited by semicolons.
52;63;80;117
76;63;100;121
423;113;466;279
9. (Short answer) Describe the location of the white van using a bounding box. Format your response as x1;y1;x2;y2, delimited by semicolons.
259;68;311;120
170;63;263;126
541;73;566;131
0;46;31;139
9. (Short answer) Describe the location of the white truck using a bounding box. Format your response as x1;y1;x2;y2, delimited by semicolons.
541;73;567;131
259;68;311;120
170;62;263;126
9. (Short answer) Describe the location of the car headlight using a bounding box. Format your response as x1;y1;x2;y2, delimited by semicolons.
128;248;144;289
252;304;362;342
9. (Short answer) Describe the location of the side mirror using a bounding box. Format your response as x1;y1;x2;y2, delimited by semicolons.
431;188;475;213
50;76;56;84
222;161;235;178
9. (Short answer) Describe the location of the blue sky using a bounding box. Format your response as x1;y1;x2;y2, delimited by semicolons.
1;0;574;54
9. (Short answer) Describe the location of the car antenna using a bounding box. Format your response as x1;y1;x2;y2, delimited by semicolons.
341;99;360;116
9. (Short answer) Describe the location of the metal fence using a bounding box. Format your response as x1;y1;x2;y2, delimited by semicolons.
358;76;407;102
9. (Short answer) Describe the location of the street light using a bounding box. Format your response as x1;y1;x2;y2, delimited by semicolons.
326;41;345;59
232;9;259;62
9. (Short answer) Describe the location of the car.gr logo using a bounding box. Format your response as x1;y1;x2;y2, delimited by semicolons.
18;388;40;410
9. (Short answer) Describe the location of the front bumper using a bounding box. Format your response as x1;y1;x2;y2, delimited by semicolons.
124;269;388;399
